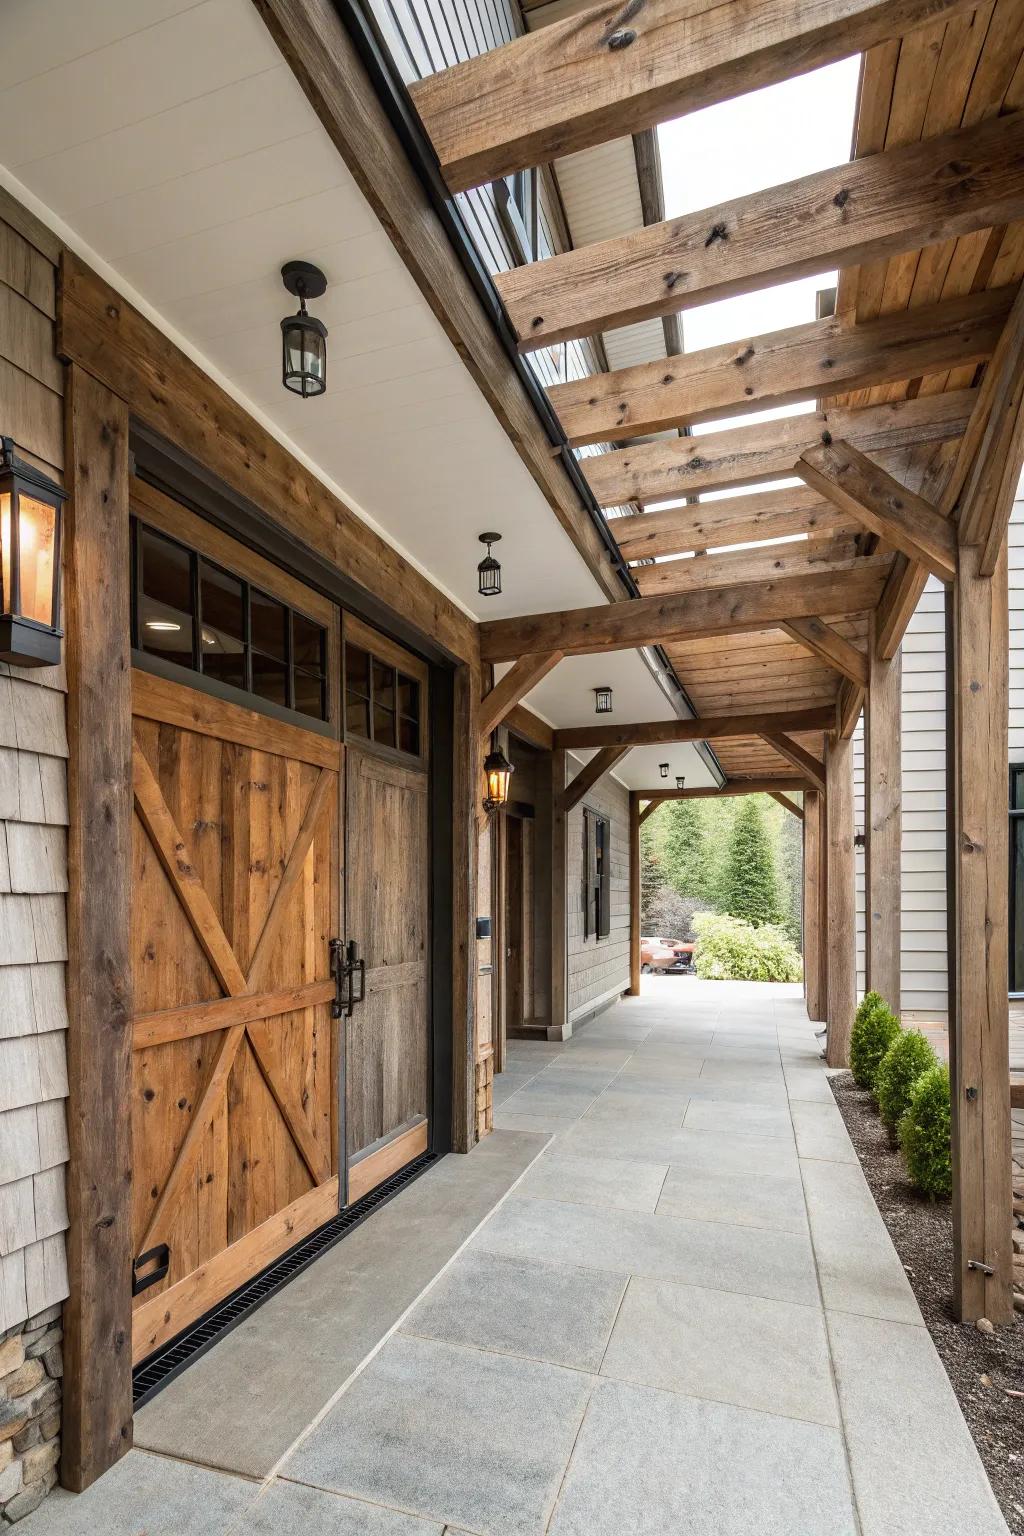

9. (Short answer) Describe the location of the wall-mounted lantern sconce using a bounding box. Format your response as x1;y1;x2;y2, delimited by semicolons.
281;261;328;398
0;438;64;668
676;776;685;790
478;533;502;597
483;744;514;814
594;685;613;714
659;762;669;779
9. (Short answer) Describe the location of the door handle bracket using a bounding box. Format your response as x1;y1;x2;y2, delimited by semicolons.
330;938;365;1019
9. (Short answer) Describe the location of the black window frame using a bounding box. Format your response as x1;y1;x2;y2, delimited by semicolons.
344;634;423;762
582;806;611;941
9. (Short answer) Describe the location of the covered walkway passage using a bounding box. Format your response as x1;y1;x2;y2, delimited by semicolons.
23;979;1006;1536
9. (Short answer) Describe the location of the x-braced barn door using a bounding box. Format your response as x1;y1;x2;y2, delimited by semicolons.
128;482;343;1364
343;617;431;1199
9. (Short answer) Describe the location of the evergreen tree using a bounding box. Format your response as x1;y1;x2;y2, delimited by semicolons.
659;798;713;905
775;801;804;948
719;796;784;926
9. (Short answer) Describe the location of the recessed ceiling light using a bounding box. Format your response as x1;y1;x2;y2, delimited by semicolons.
145;619;181;632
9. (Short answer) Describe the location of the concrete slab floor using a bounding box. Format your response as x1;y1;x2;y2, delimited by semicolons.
25;979;1009;1536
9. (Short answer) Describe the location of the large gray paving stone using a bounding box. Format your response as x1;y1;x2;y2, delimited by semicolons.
600;1277;838;1426
791;1099;858;1162
283;1333;594;1536
515;1149;669;1212
682;1098;794;1142
557;1119;799;1177
828;1310;1009;1535
402;1248;626;1370
251;1481;443;1533
547;1378;857;1536
474;1196;820;1306
800;1159;921;1324
656;1164;808;1234
17;1451;256;1536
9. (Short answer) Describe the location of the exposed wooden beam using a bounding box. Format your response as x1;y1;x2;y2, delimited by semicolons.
633;541;860;599
496;113;1024;350
780;617;868;688
803;791;825;1022
410;0;979;193
556;705;833;751
613;486;844;562
551;289;1009;446
632;129;682;360
564;746;629;812
798;440;956;583
505;702;554;751
761;732;826;793
585;389;975;507
770;791;804;820
638;800;662;826
479;556;892;661
864;612;901;1016
836;678;865;740
959;288;1024;576
640;776;810;801
479;652;562;739
250;0;622;603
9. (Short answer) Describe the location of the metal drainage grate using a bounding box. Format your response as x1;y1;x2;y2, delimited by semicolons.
132;1150;438;1409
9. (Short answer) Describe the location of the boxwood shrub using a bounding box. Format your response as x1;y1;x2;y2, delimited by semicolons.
849;991;900;1090
898;1063;952;1200
875;1029;938;1136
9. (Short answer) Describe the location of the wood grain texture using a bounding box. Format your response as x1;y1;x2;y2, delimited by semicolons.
61;367;133;1491
780;617;869;687
497;112;1024;349
825;734;856;1067
563;746;629;813
864;612;902;1014
948;539;1013;1322
505;703;555;752
348;1120;429;1203
479;557;892;661
628;793;641;996
798;439;957;582
632;540;862;599
551;287;1009;444
555;705;833;750
760;733;826;793
636;776;811;799
479;652;563;740
584;388;975;505
769;791;804;819
614;486;846;561
411;0;979;191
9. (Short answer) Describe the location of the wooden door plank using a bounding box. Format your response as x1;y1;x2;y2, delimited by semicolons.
246;1019;332;1185
551;288;1009;445
132;669;341;771
133;980;336;1051
246;768;334;991
496;113;1024;349
410;0;979;191
348;1120;428;1204
132;744;248;998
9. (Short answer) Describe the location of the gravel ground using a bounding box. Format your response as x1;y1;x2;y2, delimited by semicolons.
830;1071;1024;1535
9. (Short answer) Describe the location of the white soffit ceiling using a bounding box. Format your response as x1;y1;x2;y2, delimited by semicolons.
0;0;678;735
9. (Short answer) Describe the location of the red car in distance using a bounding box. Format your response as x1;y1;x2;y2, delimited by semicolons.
640;936;695;974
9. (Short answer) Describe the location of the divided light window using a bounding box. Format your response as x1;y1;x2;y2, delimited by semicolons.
345;638;421;758
582;807;611;941
132;518;328;722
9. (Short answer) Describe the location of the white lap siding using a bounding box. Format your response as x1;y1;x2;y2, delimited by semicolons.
0;208;70;1334
565;756;630;1026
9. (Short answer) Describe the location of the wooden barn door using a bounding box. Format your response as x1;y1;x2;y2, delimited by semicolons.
128;485;344;1364
343;618;431;1199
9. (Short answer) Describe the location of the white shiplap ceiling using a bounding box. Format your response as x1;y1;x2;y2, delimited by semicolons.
0;0;711;787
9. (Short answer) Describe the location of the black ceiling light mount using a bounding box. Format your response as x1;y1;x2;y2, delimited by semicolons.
676;775;685;790
659;763;670;779
0;438;65;667
594;685;613;714
281;261;328;398
477;532;502;597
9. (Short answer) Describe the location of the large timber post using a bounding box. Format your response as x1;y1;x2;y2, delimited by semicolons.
865;613;903;1015
825;735;856;1066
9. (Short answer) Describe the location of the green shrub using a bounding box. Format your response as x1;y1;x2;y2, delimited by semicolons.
875;1029;938;1135
849;992;900;1090
898;1063;952;1200
692;912;802;983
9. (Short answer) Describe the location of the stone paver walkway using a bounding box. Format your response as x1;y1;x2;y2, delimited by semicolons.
24;978;1008;1535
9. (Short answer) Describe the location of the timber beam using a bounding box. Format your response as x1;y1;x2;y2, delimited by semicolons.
564;746;629;812
496;113;1024;350
761;732;825;794
410;0;980;192
798;440;956;583
613;486;844;562
769;791;804;820
479;652;562;740
584;389;975;507
640;776;810;801
479;556;892;661
632;541;861;599
555;705;833;751
780;618;868;688
551;289;1009;446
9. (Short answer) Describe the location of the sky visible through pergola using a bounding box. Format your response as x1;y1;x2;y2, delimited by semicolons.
652;58;862;542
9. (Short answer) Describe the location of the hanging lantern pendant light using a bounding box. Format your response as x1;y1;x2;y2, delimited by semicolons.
478;532;502;597
281;261;328;398
594;685;613;714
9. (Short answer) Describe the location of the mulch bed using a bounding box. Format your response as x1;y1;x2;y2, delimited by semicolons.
830;1071;1024;1535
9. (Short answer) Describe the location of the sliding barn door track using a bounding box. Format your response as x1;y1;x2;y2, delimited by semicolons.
132;1151;438;1409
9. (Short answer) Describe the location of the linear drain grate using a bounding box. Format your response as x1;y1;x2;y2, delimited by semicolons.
132;1150;438;1409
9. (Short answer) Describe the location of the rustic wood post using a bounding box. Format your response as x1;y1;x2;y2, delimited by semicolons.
803;790;823;1021
549;748;568;1036
61;366;134;1490
947;539;1013;1323
451;660;478;1152
825;735;856;1065
865;612;902;1015
629;792;641;995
